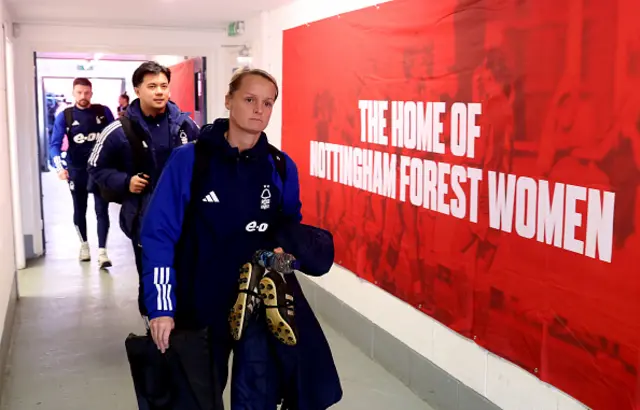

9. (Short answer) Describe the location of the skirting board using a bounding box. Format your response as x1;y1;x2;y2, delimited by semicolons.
0;271;18;399
295;273;502;410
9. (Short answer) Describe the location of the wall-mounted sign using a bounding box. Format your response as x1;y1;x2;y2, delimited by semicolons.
227;21;245;37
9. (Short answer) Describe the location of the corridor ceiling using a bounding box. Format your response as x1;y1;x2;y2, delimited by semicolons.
6;0;294;30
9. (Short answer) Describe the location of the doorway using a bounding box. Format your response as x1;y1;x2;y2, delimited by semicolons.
31;52;207;260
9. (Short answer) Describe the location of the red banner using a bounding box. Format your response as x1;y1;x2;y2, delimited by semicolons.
282;1;640;409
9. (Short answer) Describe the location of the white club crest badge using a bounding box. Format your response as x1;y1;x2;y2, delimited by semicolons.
261;185;271;210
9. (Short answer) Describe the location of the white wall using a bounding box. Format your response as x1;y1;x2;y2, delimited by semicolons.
37;58;147;93
5;21;23;271
36;58;147;78
0;1;19;365
250;1;588;410
150;55;186;67
11;23;245;257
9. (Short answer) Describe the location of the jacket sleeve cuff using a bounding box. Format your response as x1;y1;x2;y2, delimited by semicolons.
124;175;132;194
147;310;175;320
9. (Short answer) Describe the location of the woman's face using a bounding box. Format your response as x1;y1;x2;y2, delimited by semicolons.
226;75;277;134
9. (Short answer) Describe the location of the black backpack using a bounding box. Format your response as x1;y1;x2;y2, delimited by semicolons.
98;116;148;204
99;116;202;204
64;104;107;134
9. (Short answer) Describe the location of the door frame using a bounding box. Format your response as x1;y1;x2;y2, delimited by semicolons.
35;74;126;255
32;52;47;255
193;56;207;126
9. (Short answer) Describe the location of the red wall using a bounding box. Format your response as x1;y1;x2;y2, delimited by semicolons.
282;0;640;408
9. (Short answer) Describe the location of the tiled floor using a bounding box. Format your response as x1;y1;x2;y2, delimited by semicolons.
0;171;435;410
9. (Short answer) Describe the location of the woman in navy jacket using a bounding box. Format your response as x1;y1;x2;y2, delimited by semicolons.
139;68;342;410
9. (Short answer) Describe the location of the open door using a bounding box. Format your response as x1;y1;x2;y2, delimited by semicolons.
168;57;207;126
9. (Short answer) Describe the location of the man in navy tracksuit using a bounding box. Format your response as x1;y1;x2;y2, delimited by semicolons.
87;61;199;314
50;77;115;267
139;68;342;409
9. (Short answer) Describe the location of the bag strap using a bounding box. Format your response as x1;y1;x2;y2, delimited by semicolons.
119;116;147;174
190;141;287;197
190;139;211;203
91;104;106;119
178;138;211;325
267;144;287;183
64;105;107;134
64;107;73;134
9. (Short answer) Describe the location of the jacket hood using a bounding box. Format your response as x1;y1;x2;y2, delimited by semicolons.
199;118;271;159
274;223;335;276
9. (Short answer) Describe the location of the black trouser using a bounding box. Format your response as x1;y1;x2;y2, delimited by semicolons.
132;238;147;316
69;170;109;248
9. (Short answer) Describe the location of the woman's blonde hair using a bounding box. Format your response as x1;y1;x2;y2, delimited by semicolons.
227;67;279;101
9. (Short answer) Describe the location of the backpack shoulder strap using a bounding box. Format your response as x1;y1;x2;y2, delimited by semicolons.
190;139;211;200
64;107;74;134
119;116;146;173
92;104;106;118
187;140;286;207
268;144;287;183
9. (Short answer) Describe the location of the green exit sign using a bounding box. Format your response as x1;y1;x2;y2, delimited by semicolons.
227;21;245;37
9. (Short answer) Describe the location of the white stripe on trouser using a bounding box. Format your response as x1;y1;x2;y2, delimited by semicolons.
74;225;84;243
153;267;173;312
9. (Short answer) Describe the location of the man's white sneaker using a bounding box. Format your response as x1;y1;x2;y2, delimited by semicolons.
98;249;112;269
79;243;91;262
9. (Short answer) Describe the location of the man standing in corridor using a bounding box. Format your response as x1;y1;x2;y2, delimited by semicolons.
50;77;115;268
87;61;199;316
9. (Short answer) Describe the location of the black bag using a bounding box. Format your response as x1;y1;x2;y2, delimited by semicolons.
125;328;224;410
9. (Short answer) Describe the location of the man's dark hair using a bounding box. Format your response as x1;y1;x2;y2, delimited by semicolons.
132;61;171;88
73;77;92;88
120;92;130;103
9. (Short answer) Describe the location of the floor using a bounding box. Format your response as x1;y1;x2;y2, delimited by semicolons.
0;171;435;410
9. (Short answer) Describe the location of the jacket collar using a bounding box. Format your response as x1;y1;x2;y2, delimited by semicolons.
200;118;270;159
126;99;189;137
126;99;186;123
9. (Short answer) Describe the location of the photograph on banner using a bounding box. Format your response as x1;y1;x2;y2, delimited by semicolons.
282;0;640;409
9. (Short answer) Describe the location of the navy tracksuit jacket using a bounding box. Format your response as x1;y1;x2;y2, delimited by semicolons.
87;99;199;241
50;104;115;247
50;104;115;173
139;119;342;410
